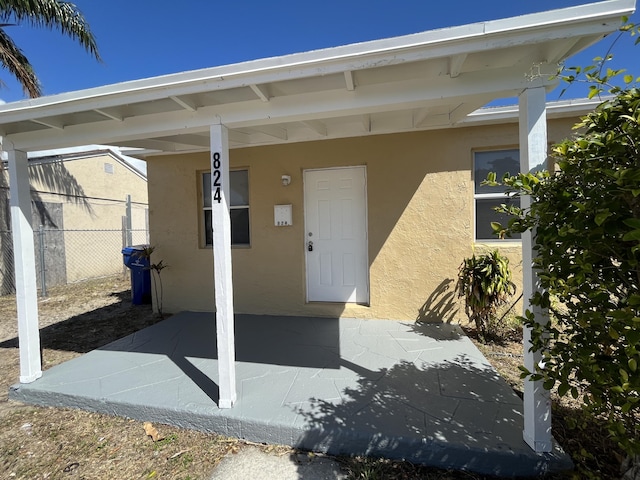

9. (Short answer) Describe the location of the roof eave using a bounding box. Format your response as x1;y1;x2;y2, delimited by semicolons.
0;0;633;124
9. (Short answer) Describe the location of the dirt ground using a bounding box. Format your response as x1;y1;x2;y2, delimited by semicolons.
0;276;628;479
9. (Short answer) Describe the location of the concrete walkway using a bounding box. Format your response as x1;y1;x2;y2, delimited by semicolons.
9;313;571;477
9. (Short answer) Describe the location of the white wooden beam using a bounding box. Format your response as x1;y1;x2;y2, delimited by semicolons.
31;118;63;130
542;38;583;64
117;139;181;152
413;108;431;128
6;67;557;152
448;101;487;124
448;54;467;78
344;70;355;91
170;95;198;112
7;148;42;383
250;84;270;102
300;120;327;136
228;130;252;145
210;124;236;409
94;108;123;121
156;133;210;148
251;125;287;140
519;85;552;453
361;114;371;133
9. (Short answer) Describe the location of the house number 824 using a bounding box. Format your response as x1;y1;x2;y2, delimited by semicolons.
212;152;222;203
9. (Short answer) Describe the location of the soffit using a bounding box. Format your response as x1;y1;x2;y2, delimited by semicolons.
0;0;634;154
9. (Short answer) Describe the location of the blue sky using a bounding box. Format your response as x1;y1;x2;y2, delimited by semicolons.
0;0;638;104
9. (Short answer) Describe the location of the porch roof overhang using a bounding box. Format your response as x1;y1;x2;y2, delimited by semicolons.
0;0;635;155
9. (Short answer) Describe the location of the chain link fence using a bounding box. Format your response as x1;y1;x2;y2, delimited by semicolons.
0;227;149;297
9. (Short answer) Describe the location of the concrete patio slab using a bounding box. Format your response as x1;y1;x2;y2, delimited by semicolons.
9;313;572;477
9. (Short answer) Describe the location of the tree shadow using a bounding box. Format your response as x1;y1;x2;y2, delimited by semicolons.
0;290;161;353
28;162;94;216
416;278;459;324
0;160;95;295
295;354;570;478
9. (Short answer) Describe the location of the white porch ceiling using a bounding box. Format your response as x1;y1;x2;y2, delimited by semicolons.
0;0;635;155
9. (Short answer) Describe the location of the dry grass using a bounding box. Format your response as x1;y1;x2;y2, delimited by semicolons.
0;276;243;480
0;277;630;479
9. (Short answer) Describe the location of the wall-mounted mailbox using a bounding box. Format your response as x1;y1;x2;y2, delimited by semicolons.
274;204;292;226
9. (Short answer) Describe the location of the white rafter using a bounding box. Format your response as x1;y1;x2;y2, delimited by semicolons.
250;84;270;102
251;125;287;140
344;71;355;91
413;108;431;128
170;95;198;112
228;130;252;144
448;54;468;78
31;118;64;130
4;65;558;151
361;114;371;132
94;108;123;121
300;120;327;136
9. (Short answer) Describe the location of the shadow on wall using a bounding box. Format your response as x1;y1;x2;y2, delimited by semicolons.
0;161;94;294
28;161;95;217
416;278;459;324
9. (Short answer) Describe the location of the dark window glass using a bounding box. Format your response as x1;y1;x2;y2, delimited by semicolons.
474;149;520;194
203;170;250;246
474;150;521;241
475;197;521;240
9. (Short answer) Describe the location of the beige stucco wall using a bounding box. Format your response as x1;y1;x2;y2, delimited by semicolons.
29;153;148;282
147;117;577;321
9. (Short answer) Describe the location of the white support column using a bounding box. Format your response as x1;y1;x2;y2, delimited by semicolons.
210;124;237;408
519;86;552;452
7;148;42;383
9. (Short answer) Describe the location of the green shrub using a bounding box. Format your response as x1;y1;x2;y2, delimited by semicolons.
492;87;640;457
456;250;516;342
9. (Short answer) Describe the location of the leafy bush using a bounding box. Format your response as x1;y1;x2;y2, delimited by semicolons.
456;250;516;342
491;87;640;457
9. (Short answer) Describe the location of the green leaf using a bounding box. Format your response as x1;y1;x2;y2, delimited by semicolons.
620;369;629;383
558;382;570;397
623;218;640;229
594;210;610;226
623;229;640;241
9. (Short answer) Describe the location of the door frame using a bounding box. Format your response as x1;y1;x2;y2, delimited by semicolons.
303;165;370;304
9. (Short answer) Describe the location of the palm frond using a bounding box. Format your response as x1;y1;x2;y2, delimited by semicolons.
0;0;100;61
0;27;41;97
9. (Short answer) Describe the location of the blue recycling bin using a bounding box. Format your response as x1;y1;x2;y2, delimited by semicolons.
122;245;152;305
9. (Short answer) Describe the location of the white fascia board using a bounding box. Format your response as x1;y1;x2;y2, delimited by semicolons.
5;66;555;152
0;0;633;127
484;0;635;34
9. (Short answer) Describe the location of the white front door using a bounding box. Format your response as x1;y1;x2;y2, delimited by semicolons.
304;166;369;303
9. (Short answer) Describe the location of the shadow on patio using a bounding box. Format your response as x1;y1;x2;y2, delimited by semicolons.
8;312;571;477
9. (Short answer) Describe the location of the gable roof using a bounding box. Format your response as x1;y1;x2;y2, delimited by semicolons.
27;146;147;179
0;0;635;155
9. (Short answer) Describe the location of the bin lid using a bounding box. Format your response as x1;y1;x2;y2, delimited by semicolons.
122;244;150;254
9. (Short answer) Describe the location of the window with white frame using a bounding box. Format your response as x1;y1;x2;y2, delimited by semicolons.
474;149;521;241
202;169;250;246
